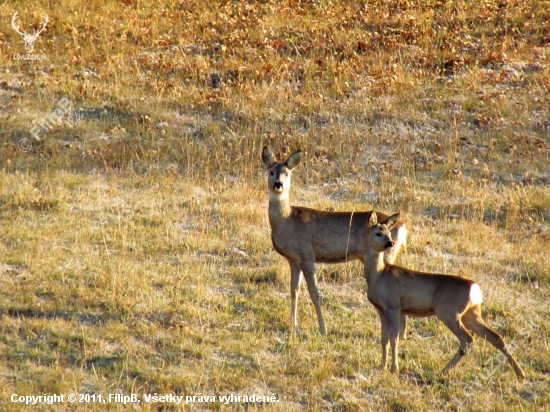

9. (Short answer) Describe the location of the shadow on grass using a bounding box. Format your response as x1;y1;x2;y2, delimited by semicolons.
85;355;125;369
2;307;125;370
2;307;117;325
424;204;549;228
2;307;195;328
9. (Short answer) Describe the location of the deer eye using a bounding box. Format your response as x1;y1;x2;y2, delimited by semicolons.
376;232;382;237
270;171;274;176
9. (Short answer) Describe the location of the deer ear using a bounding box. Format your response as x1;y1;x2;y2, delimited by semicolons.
381;213;400;230
368;212;378;228
262;146;276;167
286;150;303;170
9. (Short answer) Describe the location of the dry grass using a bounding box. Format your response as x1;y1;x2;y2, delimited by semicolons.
1;0;550;410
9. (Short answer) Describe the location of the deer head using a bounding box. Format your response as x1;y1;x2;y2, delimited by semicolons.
11;12;49;54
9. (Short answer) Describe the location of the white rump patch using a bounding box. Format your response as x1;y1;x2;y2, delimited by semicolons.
396;225;408;247
470;283;483;305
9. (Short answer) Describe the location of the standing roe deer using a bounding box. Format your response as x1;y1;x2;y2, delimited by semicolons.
262;146;408;335
363;212;525;379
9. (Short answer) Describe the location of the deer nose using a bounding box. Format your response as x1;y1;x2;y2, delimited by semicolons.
274;181;283;190
385;241;394;249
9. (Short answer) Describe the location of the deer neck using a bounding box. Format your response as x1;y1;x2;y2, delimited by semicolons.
364;249;387;285
268;190;293;223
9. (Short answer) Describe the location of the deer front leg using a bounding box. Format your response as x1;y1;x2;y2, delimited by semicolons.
399;314;408;340
388;309;402;373
289;260;302;331
375;308;390;370
301;261;326;335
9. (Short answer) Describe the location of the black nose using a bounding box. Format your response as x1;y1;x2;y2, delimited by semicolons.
274;181;283;190
385;241;394;249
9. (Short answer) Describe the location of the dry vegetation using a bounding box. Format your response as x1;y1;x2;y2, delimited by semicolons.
1;0;549;410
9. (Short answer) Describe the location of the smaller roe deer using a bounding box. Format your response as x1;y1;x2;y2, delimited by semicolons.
363;212;525;379
262;146;408;335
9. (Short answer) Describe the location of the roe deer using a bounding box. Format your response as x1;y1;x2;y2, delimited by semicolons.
363;212;525;379
262;146;408;335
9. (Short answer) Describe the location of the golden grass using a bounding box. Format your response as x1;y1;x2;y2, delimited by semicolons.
1;0;550;410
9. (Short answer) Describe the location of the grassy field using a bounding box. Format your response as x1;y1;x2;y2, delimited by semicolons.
1;0;550;410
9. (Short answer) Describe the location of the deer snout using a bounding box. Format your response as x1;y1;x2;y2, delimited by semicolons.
273;181;283;191
384;241;394;250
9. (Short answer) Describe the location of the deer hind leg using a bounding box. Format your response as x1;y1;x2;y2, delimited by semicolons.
462;306;526;379
301;261;326;335
288;260;302;331
437;313;474;375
